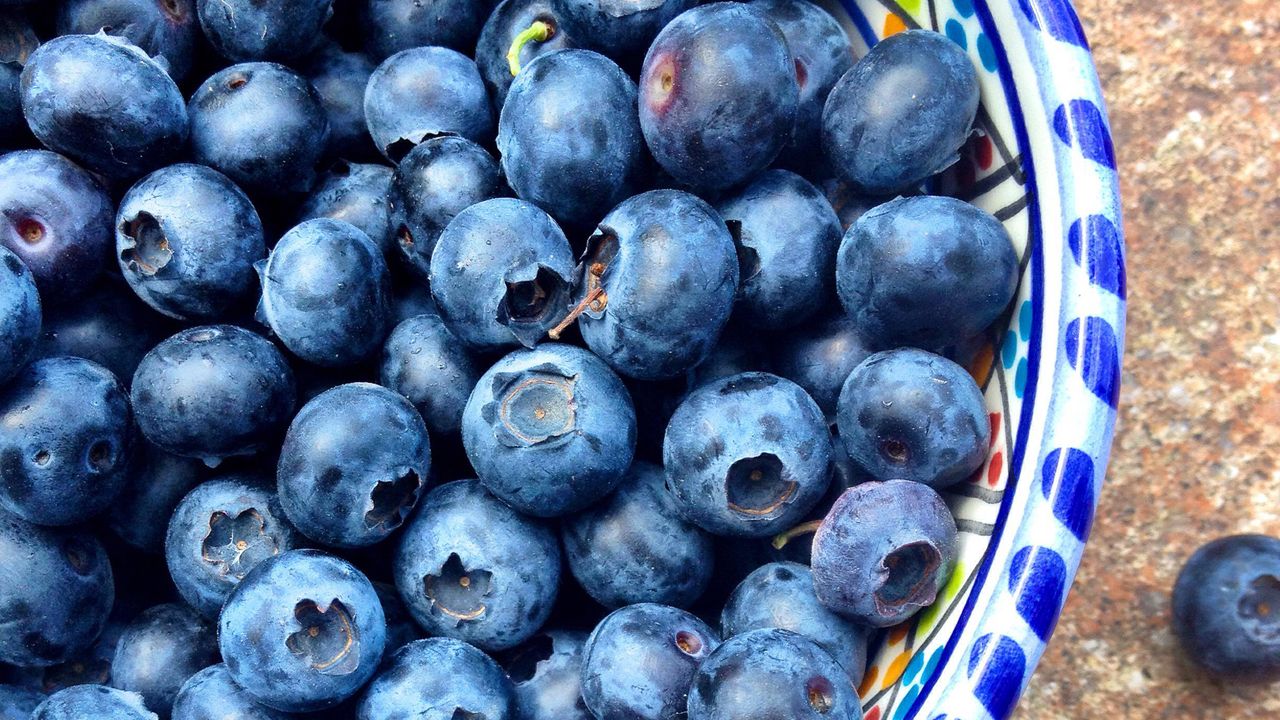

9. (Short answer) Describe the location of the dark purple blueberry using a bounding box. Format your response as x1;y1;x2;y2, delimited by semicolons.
116;163;266;321
822;29;978;194
379;313;479;436
298;161;394;258
0;150;113;302
20;35;187;179
836;195;1018;351
0;357;133;526
664;372;832;538
110;603;219;718
500;631;590;720
358;637;516;719
498;49;643;231
57;0;198;82
687;628;859;720
563;462;713;608
580;603;719;720
108;442;205;554
0;512;114;667
638;3;798;193
196;0;331;61
0;684;43;719
0;244;39;384
171;664;291;720
256;219;392;367
371;582;424;658
476;0;576;108
1173;535;1280;680
393;480;561;652
389;136;506;278
302;43;379;160
0;10;37;147
34;276;169;386
771;313;870;423
811;480;958;627
550;0;698;71
363;46;493;162
31;686;154;719
428;198;574;350
188;62;331;197
573;190;739;380
716;170;841;330
685;324;771;390
359;0;497;60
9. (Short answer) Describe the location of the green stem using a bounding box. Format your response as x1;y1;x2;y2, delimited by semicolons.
507;20;554;76
771;520;823;551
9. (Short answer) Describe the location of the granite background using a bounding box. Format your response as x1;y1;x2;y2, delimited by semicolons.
1014;0;1280;717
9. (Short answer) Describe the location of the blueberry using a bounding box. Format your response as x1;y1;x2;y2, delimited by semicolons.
501;631;590;720
57;0;199;82
0;150;113;301
109;442;205;554
836;348;989;488
219;549;386;712
20;34;186;179
0;245;39;384
749;0;853;173
686;627;859;720
196;0;331;61
357;637;516;719
278;383;430;548
165;475;301;618
716;170;841;330
389;281;440;325
664;372;832;538
359;0;496;60
836;195;1018;350
363;46;493;161
720;562;867;683
823;29;979;194
35;618;124;693
130;325;296;465
116;164;266;322
573;190;739;380
1173;535;1280;680
303;44;379;160
32;686;156;720
389;135;506;277
371;582;424;658
639;3;799;193
476;0;576;108
188;63;331;197
111;604;219;718
580;603;720;720
394;480;561;651
811;480;958;627
171;664;291;720
256;219;392;367
379;313;479;436
550;0;698;70
0;12;37;147
0;684;43;719
564;462;712;609
299;161;394;257
770;314;870;424
0;357;133;526
0;512;113;667
463;343;637;517
499;49;643;230
429;198;574;350
35;277;167;387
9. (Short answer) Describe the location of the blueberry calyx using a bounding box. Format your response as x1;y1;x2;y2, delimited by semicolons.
423;553;494;625
483;365;579;448
285;598;360;676
873;541;943;617
200;508;280;579
497;264;571;347
363;470;422;532
119;212;173;277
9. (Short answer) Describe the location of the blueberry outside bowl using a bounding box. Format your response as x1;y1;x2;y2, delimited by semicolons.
823;1;1124;718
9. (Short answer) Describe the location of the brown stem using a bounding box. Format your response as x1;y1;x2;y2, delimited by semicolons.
548;263;607;340
771;520;823;551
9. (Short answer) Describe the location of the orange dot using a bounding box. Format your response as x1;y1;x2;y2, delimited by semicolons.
887;623;910;645
883;652;911;686
968;343;994;384
882;14;907;37
858;665;879;698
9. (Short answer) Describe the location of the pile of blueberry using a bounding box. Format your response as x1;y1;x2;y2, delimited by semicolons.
0;1;1027;718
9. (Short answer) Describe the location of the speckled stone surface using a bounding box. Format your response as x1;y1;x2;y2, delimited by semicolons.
1015;1;1280;717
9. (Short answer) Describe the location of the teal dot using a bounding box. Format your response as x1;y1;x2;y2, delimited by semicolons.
903;651;924;684
894;687;921;720
1015;357;1028;398
1018;300;1033;341
977;33;998;71
1001;330;1018;368
925;647;945;678
953;0;975;17
944;19;967;50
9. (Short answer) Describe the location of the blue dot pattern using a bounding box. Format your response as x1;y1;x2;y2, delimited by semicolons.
1009;546;1067;640
1041;448;1096;542
1065;316;1120;408
967;634;1026;720
1068;215;1126;299
1053;99;1117;169
1017;0;1089;48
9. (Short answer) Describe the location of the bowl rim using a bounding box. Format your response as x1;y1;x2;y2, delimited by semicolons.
830;1;1126;718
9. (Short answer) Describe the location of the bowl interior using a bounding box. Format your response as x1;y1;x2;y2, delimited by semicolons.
820;1;1123;718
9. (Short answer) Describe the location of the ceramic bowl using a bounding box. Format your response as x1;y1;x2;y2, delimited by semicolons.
822;1;1125;718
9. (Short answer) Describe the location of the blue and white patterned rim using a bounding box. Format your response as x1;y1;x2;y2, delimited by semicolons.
826;1;1125;718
